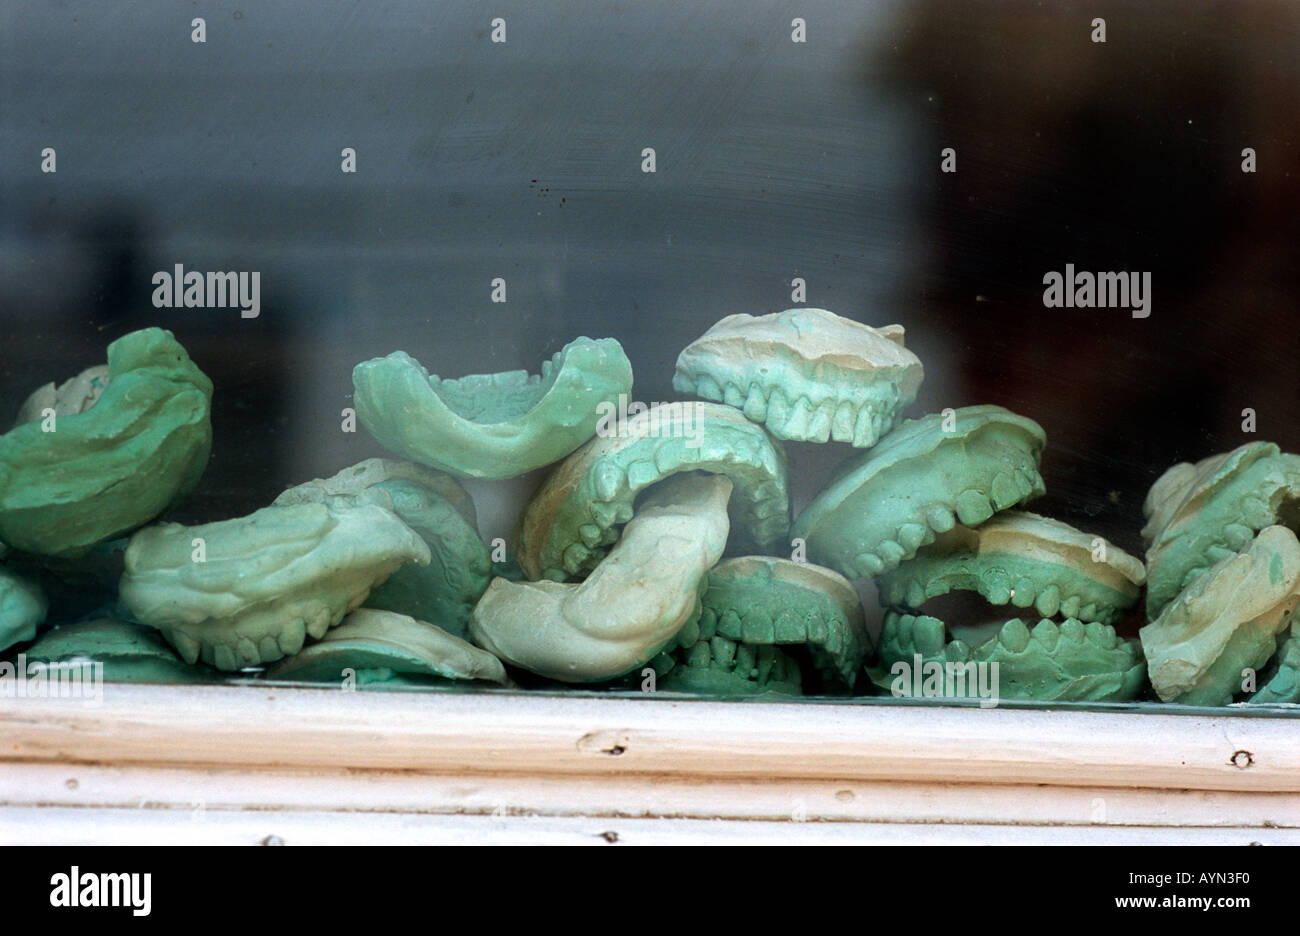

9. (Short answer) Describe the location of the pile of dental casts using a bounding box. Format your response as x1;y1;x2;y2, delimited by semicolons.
1;309;1297;706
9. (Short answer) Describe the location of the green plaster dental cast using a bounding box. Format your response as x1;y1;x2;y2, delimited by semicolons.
1140;524;1300;706
266;608;508;687
273;459;490;639
871;610;1146;702
471;474;732;682
0;327;213;558
793;405;1046;580
1142;442;1300;620
877;511;1145;625
352;336;633;480
119;502;430;670
650;556;868;696
1248;623;1300;705
673;307;924;446
514;402;788;581
0;566;47;653
24;618;220;684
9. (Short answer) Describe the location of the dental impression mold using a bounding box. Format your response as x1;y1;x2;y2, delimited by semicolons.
514;402;788;581
471;474;731;682
25;618;220;684
352;336;633;479
1142;442;1300;620
266;608;508;688
1140;524;1300;706
0;566;47;653
119;501;430;670
673;307;924;446
0;327;213;558
273;459;491;639
877;511;1146;625
650;555;869;695
793;405;1046;580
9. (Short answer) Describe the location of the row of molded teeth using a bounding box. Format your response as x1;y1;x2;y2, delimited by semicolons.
687;373;895;446
841;466;1044;580
881;574;1118;625
884;611;1122;661
677;634;799;686
1165;519;1267;598
164;604;335;671
697;602;851;660
558;439;789;576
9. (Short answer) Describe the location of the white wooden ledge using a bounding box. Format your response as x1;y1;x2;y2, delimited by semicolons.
2;684;1298;844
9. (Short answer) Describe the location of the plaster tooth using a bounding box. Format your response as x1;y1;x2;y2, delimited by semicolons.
591;501;618;528
1060;595;1082;619
723;383;745;408
1031;619;1061;650
235;637;259;665
742;609;775;644
983;571;1013;605
823;621;845;656
169;629;201;664
593;463;623;501
947;639;971;662
627;459;660;490
783;397;813;438
897;522;927;553
1089;621;1117;649
1034;585;1061;618
914;615;946;655
807;401;834;443
1240;496;1272;528
743;384;768;422
955;489;995;526
774;609;804;642
1060;618;1086;642
765;386;790;428
925;504;956;533
755;645;777;684
735;642;757;677
1011;577;1037;608
686;640;711;667
877;539;905;565
698;607;717;641
676;616;700;649
717;609;743;639
855;552;884;576
807;614;830;644
999;618;1031;653
1223;523;1254;550
307;608;331;639
563;542;591;571
614;502;634;523
906;579;927;608
695;374;722;400
711;636;736;667
1078;602;1099;622
213;644;237;671
990;473;1021;510
277;619;306;656
832;401;856;441
654;445;681;473
258;635;280;661
578;524;602;547
852;407;875;447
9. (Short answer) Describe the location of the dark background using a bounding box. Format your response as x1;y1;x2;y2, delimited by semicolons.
2;0;1297;563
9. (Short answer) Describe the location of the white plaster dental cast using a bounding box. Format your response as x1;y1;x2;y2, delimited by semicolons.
470;473;732;682
119;502;431;670
13;364;110;426
673;307;924;446
1140;524;1300;706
